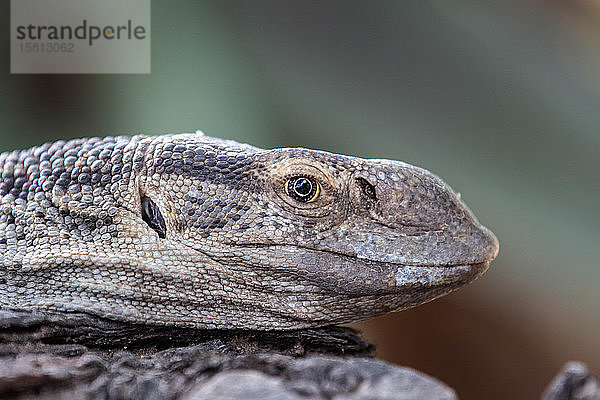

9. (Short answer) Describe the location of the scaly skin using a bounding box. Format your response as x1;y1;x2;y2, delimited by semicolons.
0;132;498;329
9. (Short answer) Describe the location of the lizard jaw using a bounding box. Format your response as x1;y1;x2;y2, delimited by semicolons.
394;261;489;290
219;243;490;297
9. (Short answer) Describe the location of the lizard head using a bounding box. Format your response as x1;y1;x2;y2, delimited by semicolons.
138;134;498;328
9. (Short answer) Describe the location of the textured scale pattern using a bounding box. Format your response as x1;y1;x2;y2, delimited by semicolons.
0;132;498;329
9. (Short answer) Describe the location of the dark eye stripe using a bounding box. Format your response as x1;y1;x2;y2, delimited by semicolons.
285;176;320;202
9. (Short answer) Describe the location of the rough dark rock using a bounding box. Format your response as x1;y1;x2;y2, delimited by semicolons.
542;361;600;400
182;357;456;400
0;310;457;400
0;310;373;358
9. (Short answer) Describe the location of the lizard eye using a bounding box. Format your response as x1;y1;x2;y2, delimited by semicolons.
285;176;320;202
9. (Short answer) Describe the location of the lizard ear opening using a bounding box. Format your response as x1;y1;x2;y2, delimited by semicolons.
141;196;167;239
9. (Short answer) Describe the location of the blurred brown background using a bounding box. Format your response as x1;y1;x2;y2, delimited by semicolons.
2;1;599;399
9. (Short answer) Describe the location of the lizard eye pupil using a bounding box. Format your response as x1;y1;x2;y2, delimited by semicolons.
286;176;320;202
294;178;312;196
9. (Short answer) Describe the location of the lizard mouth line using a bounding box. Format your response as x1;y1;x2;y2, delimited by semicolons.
230;242;491;270
234;244;489;294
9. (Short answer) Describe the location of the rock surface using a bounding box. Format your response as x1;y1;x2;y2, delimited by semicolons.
0;310;457;400
543;361;600;400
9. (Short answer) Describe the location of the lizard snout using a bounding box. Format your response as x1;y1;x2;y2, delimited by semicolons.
348;159;499;267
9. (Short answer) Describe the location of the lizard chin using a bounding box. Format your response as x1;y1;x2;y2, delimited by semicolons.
324;254;490;297
393;262;489;292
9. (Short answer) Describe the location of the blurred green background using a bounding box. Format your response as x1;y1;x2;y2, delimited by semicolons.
2;1;599;399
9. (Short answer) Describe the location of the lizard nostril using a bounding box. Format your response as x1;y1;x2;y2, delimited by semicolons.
141;196;167;239
357;177;377;201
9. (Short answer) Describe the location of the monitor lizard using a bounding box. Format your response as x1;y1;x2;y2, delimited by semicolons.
0;132;498;329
